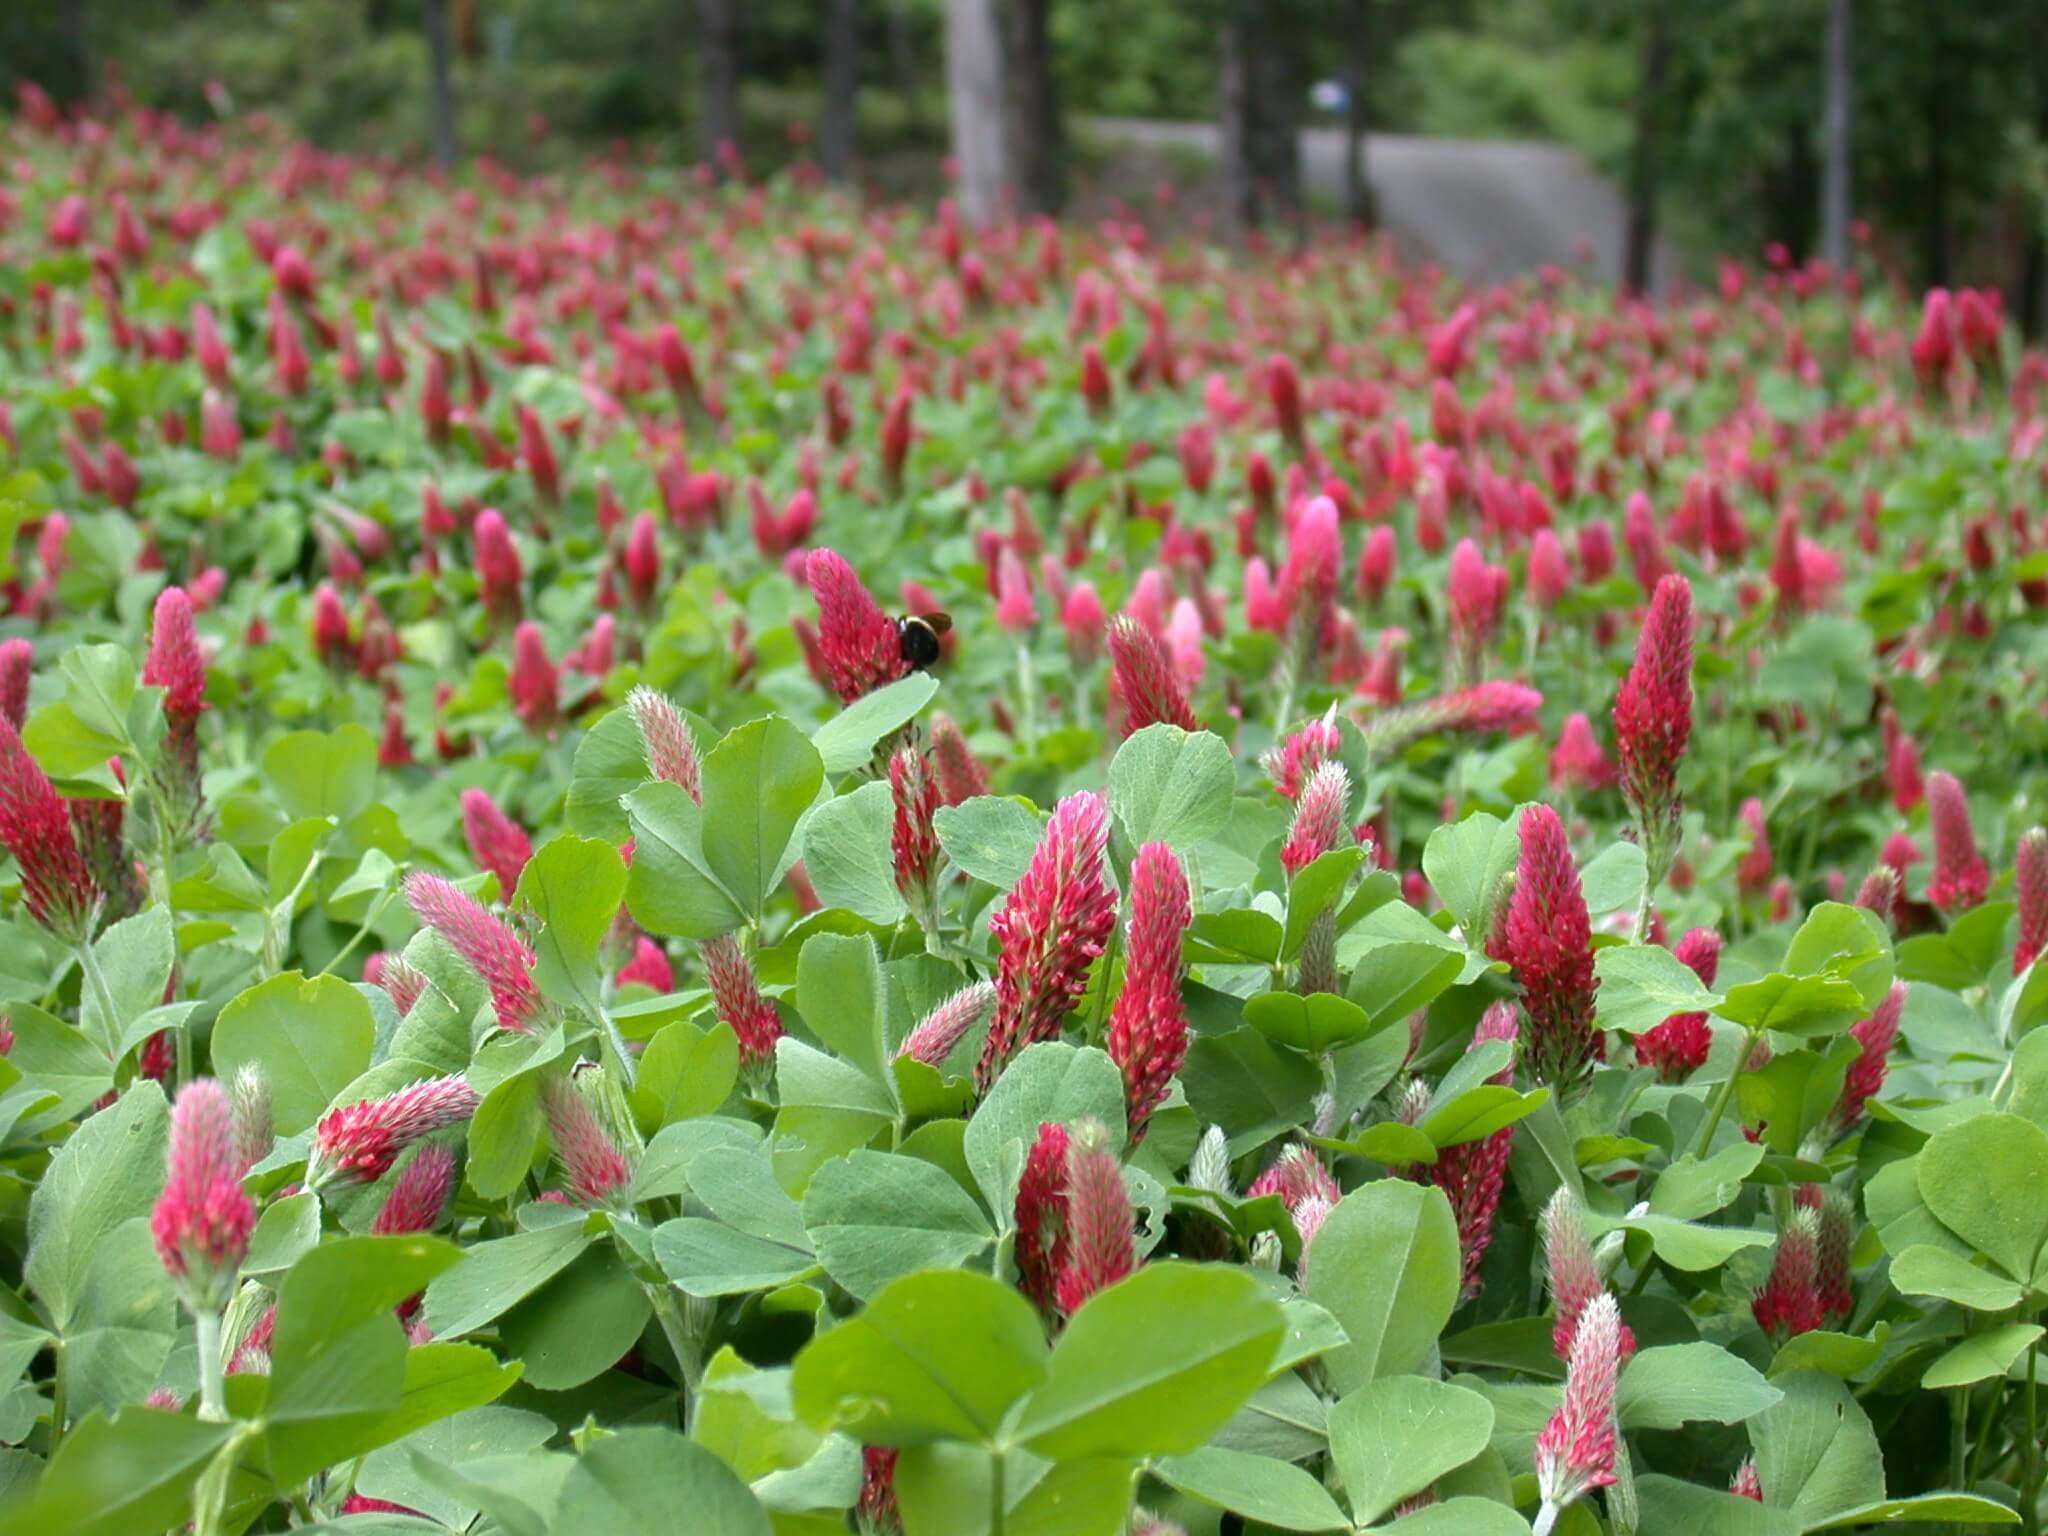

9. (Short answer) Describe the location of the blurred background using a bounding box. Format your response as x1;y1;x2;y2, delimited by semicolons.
6;0;2046;321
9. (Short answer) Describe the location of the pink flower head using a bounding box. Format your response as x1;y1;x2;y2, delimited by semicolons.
1752;1208;1825;1343
701;933;783;1071
404;872;543;1032
1494;805;1599;1088
1612;574;1693;877
859;1447;902;1533
1622;492;1669;596
151;1079;257;1310
1910;288;1955;387
1446;537;1508;682
1795;1183;1856;1322
1732;1460;1764;1502
896;980;996;1068
1926;771;1988;912
2015;828;2048;973
1529;528;1571;607
618;935;674;992
1246;1142;1342;1211
889;747;941;917
515;404;560;505
627;686;701;803
539;1073;631;1207
1281;761;1352;879
1854;865;1902;932
1549;713;1613;794
1106;843;1192;1137
0;639;30;731
1542;1187;1633;1360
1353;528;1395;610
1360;680;1543;752
371;1143;458;1235
460;788;532;897
1886;728;1925;816
1427;302;1480;379
1108;614;1198;739
144;587;207;722
1266;352;1305;451
624;512;661;611
1055;1120;1135;1316
995;548;1037;632
977;792;1116;1093
805;548;907;703
880;387;914;491
1262;711;1341;802
1534;1290;1623;1517
1634;927;1720;1081
0;719;98;943
1734;798;1774;898
1833;981;1903;1131
371;955;429;1017
472;509;522;625
1165;599;1205;691
509;623;559;734
1060;581;1107;661
1278;496;1342;643
929;713;989;806
308;1074;480;1189
1080;344;1112;416
1433;1001;1520;1298
1014;1122;1071;1315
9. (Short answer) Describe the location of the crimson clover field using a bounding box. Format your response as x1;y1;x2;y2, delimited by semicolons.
0;93;2045;1536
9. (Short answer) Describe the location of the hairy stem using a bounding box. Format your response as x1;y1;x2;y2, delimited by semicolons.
194;1307;227;1422
1691;1027;1757;1159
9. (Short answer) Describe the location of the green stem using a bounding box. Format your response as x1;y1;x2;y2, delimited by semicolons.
1016;643;1039;758
316;887;395;979
154;817;191;1087
990;1450;1006;1536
1951;1386;1968;1497
48;1341;66;1453
194;1307;226;1422
2024;1343;2040;1536
646;1283;701;1426
1691;1027;1757;1159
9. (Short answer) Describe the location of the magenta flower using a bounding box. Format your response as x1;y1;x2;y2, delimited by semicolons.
1795;1183;1856;1323
1262;711;1340;802
1853;865;1902;933
405;872;543;1032
806;548;907;704
1541;1186;1634;1361
1731;1459;1764;1502
701;933;784;1071
2016;827;2048;973
371;955;430;1017
1548;712;1613;794
1533;1291;1624;1529
1361;680;1543;751
1493;805;1599;1088
1446;537;1508;684
889;747;941;922
1612;574;1692;881
1108;614;1198;739
1106;843;1192;1138
1014;1121;1071;1316
472;508;523;627
144;586;207;722
460;788;533;897
1055;1120;1135;1316
508;622;560;735
539;1074;631;1207
151;1079;256;1310
1633;927;1720;1082
1431;1001;1519;1298
0;638;30;732
1246;1143;1342;1212
0;718;98;943
1281;761;1351;879
976;792;1117;1093
1832;981;1903;1131
1926;770;1988;912
307;1074;480;1188
617;936;675;993
929;713;989;806
1277;495;1342;646
1752;1208;1825;1343
1356;525;1396;606
896;980;996;1068
371;1143;457;1235
1736;798;1773;899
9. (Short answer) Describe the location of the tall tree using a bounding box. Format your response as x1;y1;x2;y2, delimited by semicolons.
885;0;926;139
819;0;861;180
422;0;458;169
1218;8;1260;239
1623;0;1668;295
1918;0;1949;286
1819;0;1853;268
945;0;1009;226
1342;0;1375;228
1003;0;1065;215
698;0;741;168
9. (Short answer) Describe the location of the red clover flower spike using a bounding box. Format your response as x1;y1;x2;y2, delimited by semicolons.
1611;574;1693;886
151;1079;256;1312
404;872;543;1032
805;548;907;704
1495;805;1600;1089
1533;1292;1624;1534
1105;843;1193;1139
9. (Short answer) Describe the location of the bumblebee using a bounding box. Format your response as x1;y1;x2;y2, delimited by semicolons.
896;612;952;670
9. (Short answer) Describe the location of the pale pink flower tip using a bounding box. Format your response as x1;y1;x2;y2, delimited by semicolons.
144;586;208;721
1534;1291;1623;1517
2015;827;2048;973
1054;1120;1135;1316
0;638;30;732
1281;760;1352;878
1108;613;1198;739
539;1074;632;1207
1541;1187;1633;1361
1926;770;1989;913
896;980;996;1068
150;1079;257;1309
405;871;543;1032
372;1142;458;1234
308;1074;481;1188
460;788;533;897
626;685;702;803
702;933;784;1070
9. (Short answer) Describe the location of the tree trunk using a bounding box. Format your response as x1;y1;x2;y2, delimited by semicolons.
1920;0;1949;288
1255;28;1304;247
1623;0;1667;295
423;0;458;169
1003;0;1064;215
1219;14;1259;239
2026;22;2048;339
1819;0;1853;268
59;0;93;102
945;0;1009;227
1343;0;1374;227
820;0;861;180
698;0;741;169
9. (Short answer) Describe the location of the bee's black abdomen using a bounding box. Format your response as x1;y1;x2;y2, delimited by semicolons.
897;617;944;669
